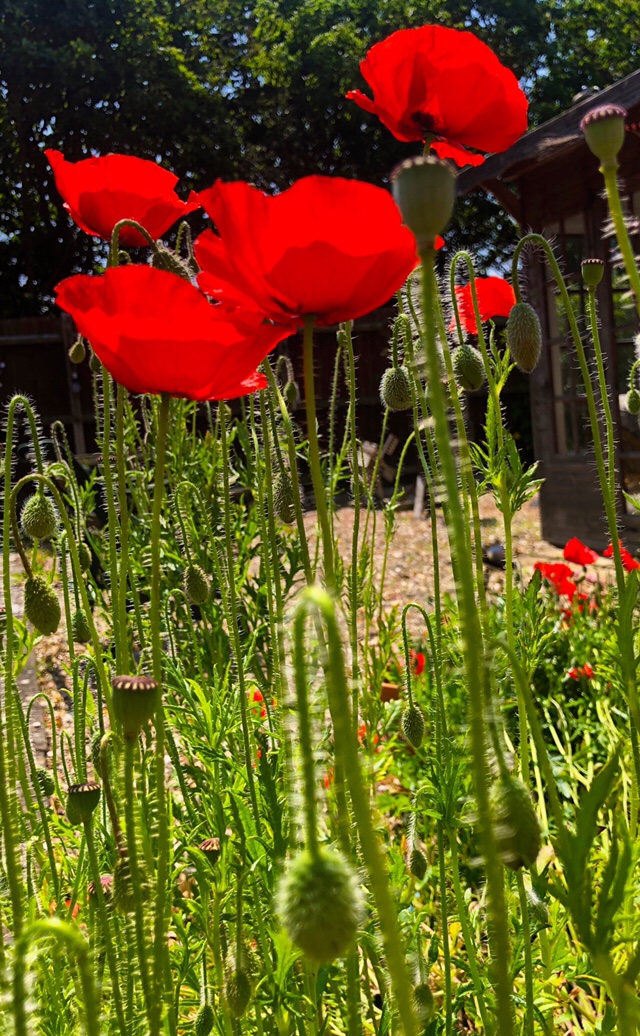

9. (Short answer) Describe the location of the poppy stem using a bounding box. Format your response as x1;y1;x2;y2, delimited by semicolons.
292;608;321;860
419;245;513;1036
600;166;640;322
302;316;336;591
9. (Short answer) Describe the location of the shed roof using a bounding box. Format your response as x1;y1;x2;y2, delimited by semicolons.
457;68;640;210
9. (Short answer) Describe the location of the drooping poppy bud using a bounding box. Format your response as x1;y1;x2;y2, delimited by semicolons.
276;847;364;964
36;767;56;798
194;1004;215;1036
489;774;541;871
505;302;542;373
413;983;435;1024
183;563;211;606
21;494;57;541
402;704;425;749
581;105;627;168
628;388;640;415
380;365;413;411
452;344;485;391
71;608;92;644
408;847;427;880
223;961;252;1019
24;575;61;635
273;470;297;524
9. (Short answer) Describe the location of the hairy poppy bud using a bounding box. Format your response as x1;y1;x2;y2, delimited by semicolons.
452;344;485;391
89;348;102;374
21;494;57;541
68;335;86;364
581;258;605;288
391;155;455;251
66;781;101;825
276;847;364;964
273;470;296;524
194;1003;215;1036
627;388;640;415
36;767;55;798
380;365;413;411
284;380;300;409
505;302;542;373
581;105;627;167
489;774;541;871
151;244;193;281
223;965;252;1019
184;563;211;606
78;541;92;572
402;704;425;749
111;675;160;739
527;888;550;928
408;847;427;880
24;575;61;636
413;983;435;1024
71;608;92;644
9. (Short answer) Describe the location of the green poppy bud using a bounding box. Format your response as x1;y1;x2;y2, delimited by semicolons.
489;774;541;871
452;344;485;391
21;493;57;541
111;675;160;739
391;155;455;251
581;258;605;288
36;767;56;798
223;965;252;1018
194;1003;215;1036
402;704;425;749
71;608;92;644
273;470;296;524
89;348;102;374
183;563;211;606
408;847;427;880
380;365;413;411
505;302;542;374
627;388;640;415
413;983;435;1024
580;105;627;168
68;335;86;364
276;847;364;964
24;575;61;636
77;541;92;572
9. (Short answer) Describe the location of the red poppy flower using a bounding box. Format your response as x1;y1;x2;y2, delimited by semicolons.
54;266;291;400
563;537;598;566
452;277;516;335
568;663;594;680
603;543;640;572
346;26;528;167
193;176;418;327
534;562;578;600
410;649;426;676
46;149;200;246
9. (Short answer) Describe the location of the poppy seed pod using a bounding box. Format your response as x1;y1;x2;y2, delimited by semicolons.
581;258;605;288
21;493;58;541
401;704;425;749
199;837;222;865
380;365;413;411
183;563;211;606
505;302;542;373
66;781;101;825
276;847;364;964
194;1003;215;1036
580;105;627;168
24;575;61;636
489;773;541;871
391;156;455;251
452;344;485;391
111;675;160;739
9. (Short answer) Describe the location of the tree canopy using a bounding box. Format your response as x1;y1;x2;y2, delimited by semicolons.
1;0;638;316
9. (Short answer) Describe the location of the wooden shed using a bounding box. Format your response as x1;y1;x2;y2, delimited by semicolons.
458;71;640;549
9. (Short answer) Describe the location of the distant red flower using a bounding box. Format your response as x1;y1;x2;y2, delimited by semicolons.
249;689;267;718
563;538;598;566
194;176;418;327
603;543;640;572
410;649;426;676
453;277;516;335
346;26;528;167
568;663;594;680
46;150;199;246
324;768;335;790
55;266;291;400
534;562;578;600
